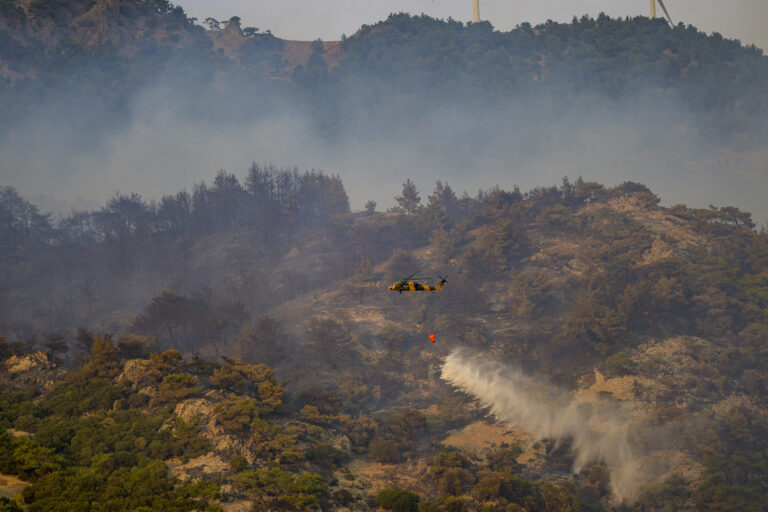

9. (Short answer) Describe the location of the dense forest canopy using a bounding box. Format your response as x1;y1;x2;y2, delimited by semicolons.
321;13;767;140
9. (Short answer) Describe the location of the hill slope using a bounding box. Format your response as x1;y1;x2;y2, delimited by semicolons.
2;4;767;142
2;174;768;509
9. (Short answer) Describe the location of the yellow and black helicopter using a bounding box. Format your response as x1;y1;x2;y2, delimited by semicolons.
389;273;447;294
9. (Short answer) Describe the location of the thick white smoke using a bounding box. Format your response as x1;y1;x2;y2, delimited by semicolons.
442;348;641;501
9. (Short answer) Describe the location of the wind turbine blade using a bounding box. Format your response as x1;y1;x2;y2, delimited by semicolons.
656;0;673;24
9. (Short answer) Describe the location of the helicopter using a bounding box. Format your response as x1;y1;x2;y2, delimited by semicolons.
389;273;447;294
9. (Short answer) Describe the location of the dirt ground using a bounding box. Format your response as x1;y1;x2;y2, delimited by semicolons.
0;474;28;500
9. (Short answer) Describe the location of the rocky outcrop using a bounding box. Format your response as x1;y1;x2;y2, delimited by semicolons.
168;452;229;482
174;396;260;463
208;17;246;60
1;351;63;392
116;359;161;397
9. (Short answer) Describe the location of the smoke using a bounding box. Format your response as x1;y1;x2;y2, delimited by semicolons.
2;12;767;222
2;33;767;221
442;348;645;501
9;76;765;220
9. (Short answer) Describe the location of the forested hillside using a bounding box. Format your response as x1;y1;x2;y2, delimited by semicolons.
2;169;768;510
0;0;215;131
309;13;768;142
2;2;768;510
2;2;767;144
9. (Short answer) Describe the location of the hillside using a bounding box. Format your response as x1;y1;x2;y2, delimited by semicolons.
0;0;215;125
1;172;768;509
2;2;768;510
320;13;768;142
2;4;767;144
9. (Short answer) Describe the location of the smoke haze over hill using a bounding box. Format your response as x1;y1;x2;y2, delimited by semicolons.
4;69;767;222
1;9;767;221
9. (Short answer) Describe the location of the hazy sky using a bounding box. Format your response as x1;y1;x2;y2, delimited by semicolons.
176;0;768;51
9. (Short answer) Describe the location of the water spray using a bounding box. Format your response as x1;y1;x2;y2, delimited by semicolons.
441;348;642;500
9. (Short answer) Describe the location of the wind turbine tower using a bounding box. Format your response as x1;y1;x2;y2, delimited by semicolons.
473;0;480;22
650;0;673;24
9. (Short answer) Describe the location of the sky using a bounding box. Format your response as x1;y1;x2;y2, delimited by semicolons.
176;0;768;51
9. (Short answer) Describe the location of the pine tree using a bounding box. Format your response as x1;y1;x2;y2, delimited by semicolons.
395;179;421;215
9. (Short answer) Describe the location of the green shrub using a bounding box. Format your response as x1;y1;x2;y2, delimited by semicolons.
305;443;348;468
368;436;402;463
153;373;199;405
43;378;124;417
0;392;43;429
333;488;355;507
229;455;247;472
214;398;259;435
417;500;438;512
376;488;420;512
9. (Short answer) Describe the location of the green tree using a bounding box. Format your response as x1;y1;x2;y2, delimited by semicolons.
396;179;421;215
152;373;199;406
376;488;420;512
430;450;476;496
389;409;428;450
235;316;285;367
310;38;324;54
305;317;352;369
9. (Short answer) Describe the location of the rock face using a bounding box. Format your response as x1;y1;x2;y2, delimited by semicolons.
116;359;161;397
174;396;259;463
168;453;229;482
208;17;246;60
1;351;63;392
6;352;51;374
